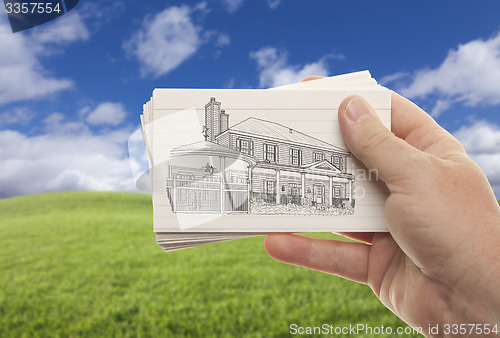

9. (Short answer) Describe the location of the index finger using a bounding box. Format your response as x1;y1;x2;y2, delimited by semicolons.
300;76;326;82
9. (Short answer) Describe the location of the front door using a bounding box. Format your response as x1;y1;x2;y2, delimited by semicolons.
265;180;276;203
313;184;324;204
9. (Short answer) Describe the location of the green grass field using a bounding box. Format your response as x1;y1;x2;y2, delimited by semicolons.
0;191;420;337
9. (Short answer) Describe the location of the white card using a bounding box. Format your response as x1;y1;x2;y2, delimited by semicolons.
146;87;390;233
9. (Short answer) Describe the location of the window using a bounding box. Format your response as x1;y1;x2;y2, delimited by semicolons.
290;148;302;166
314;152;324;161
334;185;342;198
290;183;299;195
265;180;275;194
264;144;278;162
236;138;253;155
332;155;343;171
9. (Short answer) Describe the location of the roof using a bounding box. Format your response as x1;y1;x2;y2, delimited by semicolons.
218;117;349;154
301;159;341;172
171;141;257;164
172;140;239;154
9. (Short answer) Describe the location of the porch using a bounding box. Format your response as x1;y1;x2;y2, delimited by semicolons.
250;160;355;210
251;192;354;208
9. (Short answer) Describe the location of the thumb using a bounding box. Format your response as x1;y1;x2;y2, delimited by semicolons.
338;96;423;187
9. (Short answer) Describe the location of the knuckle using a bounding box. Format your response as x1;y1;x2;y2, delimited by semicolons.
363;127;394;153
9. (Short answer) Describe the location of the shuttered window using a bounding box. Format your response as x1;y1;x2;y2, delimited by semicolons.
314;152;324;161
332;155;343;171
236;138;253;155
264;144;278;162
289;148;302;166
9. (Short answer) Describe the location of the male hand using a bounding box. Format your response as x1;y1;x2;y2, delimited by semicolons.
264;86;500;333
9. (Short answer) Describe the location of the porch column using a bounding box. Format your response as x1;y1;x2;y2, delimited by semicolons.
301;172;305;204
172;175;177;212
328;176;333;206
248;165;253;193
220;156;226;213
219;156;226;181
248;165;253;210
275;169;281;204
348;179;352;203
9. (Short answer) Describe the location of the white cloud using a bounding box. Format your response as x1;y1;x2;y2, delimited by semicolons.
454;120;500;197
267;0;281;9
250;47;331;88
379;71;409;86
0;107;36;125
0;20;73;104
454;120;500;155
0;7;93;105
43;112;90;134
221;0;244;13
0;113;138;198
82;102;128;126
192;2;210;14
124;6;201;78
124;4;229;78
393;32;500;116
30;10;90;48
215;32;230;47
430;99;453;118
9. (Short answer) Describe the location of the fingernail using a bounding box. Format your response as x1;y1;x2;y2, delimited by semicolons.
345;97;373;123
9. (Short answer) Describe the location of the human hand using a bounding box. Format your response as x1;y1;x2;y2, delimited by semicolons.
264;88;500;334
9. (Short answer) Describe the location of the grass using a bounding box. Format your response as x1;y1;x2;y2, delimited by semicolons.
0;191;419;337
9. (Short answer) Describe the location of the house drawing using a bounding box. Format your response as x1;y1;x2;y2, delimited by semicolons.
165;97;355;215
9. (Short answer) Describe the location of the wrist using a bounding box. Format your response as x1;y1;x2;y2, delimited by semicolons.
452;225;500;326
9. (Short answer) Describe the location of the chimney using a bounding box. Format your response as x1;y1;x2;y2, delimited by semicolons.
204;97;221;142
220;109;229;133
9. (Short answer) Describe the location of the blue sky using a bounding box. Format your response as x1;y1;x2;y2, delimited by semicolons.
1;0;500;197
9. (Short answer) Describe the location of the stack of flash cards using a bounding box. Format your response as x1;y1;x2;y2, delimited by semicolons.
140;71;391;251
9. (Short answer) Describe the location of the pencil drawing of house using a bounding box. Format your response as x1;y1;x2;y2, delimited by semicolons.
165;97;355;215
